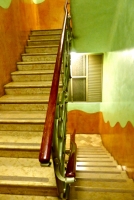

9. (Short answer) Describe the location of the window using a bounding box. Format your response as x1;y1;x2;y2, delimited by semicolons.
68;53;103;102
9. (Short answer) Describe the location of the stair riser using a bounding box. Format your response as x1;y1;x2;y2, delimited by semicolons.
31;30;61;35
0;104;48;111
69;189;134;200
12;74;54;82
0;185;57;197
0;194;59;200
0;149;39;158
73;180;134;188
22;55;56;62
25;47;58;54
17;63;55;71
0;124;44;131
5;88;51;95
29;35;60;40
28;40;59;46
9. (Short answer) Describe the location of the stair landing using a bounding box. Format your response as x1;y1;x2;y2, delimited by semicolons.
69;134;134;200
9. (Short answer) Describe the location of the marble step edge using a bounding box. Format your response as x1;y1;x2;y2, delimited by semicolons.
70;185;134;193
0;176;54;186
17;61;56;65
0;194;59;200
29;33;61;36
0;184;57;197
0;142;40;150
27;39;60;42
21;53;57;56
73;181;134;190
76;161;118;167
31;29;61;35
29;36;61;40
76;165;123;173
4;81;54;88
0;95;49;103
25;45;58;49
11;70;54;75
76;171;129;180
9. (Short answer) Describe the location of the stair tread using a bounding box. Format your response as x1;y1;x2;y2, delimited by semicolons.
17;61;56;64
0;157;56;186
76;166;122;173
76;171;128;180
0;95;49;103
25;45;58;48
0;110;46;122
4;81;53;88
22;53;57;56
28;39;60;42
0;194;59;200
0;130;42;146
76;161;117;167
11;70;54;75
69;186;134;200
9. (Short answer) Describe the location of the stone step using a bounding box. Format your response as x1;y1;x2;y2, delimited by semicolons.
0;130;42;158
73;178;134;189
77;153;111;158
31;29;61;35
69;186;134;200
0;95;49;111
76;157;116;162
17;61;55;71
76;170;129;181
29;34;60;40
11;70;54;82
0;157;57;197
0;194;59;200
25;45;58;53
76;165;122;173
0;110;45;131
76;161;117;167
21;53;57;62
27;39;59;46
4;81;63;95
0;110;46;123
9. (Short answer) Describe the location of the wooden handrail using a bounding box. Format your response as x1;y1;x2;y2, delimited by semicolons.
39;5;68;164
65;130;77;178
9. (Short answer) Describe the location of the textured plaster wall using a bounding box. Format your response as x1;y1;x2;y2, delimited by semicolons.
0;0;37;96
0;0;65;96
100;50;134;178
71;0;134;53
101;50;134;127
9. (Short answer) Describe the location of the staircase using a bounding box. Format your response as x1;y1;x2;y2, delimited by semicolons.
0;29;62;199
0;29;134;200
69;134;134;200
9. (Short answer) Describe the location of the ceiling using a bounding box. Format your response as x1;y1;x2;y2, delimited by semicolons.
70;0;134;53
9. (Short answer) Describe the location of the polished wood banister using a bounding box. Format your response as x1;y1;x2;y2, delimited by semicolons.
65;130;77;178
39;7;68;164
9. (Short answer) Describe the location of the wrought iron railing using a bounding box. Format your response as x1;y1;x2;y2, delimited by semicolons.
39;0;77;198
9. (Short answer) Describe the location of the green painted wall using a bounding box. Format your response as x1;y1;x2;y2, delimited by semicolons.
101;50;134;127
71;0;134;53
68;102;100;113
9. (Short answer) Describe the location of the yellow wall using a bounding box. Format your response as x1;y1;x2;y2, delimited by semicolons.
0;0;65;96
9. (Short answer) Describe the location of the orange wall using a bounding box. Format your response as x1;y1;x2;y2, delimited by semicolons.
67;110;100;134
0;0;65;96
100;113;134;179
67;110;134;179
